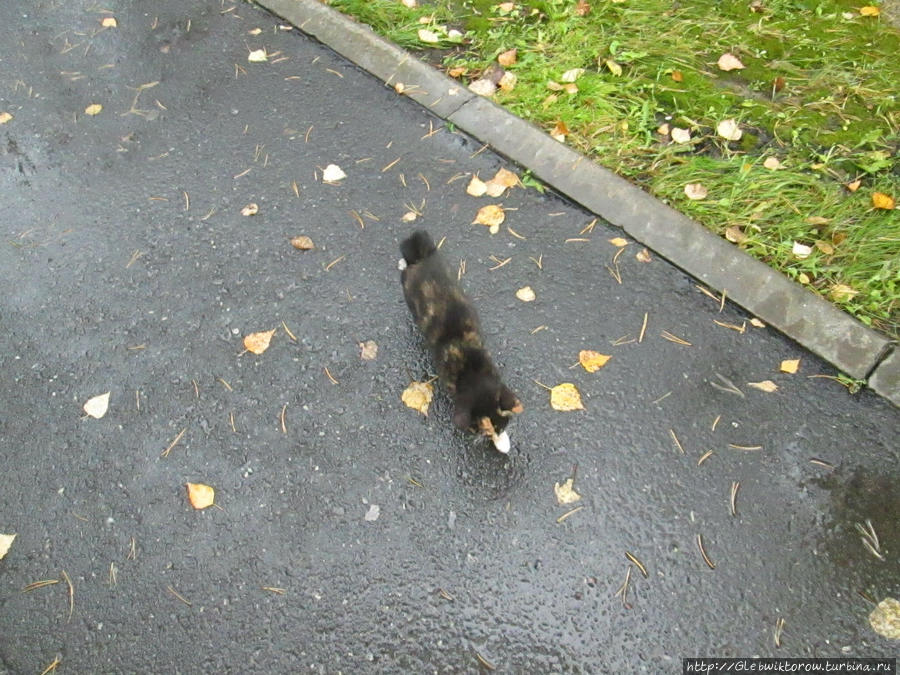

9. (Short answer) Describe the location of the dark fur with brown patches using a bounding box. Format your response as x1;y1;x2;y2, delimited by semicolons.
400;230;522;440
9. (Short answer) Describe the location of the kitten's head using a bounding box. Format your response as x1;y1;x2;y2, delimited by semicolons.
453;375;523;454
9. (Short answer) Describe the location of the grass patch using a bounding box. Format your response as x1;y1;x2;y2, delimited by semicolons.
328;0;900;337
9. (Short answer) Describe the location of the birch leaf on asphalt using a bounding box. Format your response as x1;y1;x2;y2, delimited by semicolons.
747;380;778;393
869;598;900;639
554;478;581;504
186;483;215;509
247;49;268;63
84;104;103;116
402;381;433;416
780;359;800;374
322;164;346;183
550;383;584;411
516;286;536;302
359;340;378;360
0;533;16;560
290;235;315;250
241;203;259;216
0;112;12;124
466;175;488;197
83;392;111;419
244;329;276;354
473;204;505;229
579;350;611;373
100;16;117;28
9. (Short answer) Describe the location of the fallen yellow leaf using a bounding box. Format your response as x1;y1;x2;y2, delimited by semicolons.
498;71;517;92
473;204;505;231
83;392;111;419
872;192;895;210
747;380;778;393
829;284;859;302
186;482;215;509
608;237;628;247
550;383;584;411
401;381;433;416
670;127;691;144
554;478;581;504
241;203;259;216
497;48;517;67
100;16;117;27
0;112;12;124
605;59;623;77
869;597;900;639
684;183;708;200
717;53;745;71
635;248;652;263
359;340;378;360
247;48;268;63
84;103;103;116
290;235;314;250
550;119;569;142
859;6;881;16
847;179;861;192
244;329;276;354
579;350;611;373
0;533;16;560
780;359;800;374
515;286;536;302
466;175;488;197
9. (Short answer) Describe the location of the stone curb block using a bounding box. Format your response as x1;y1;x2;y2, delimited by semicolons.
869;348;900;407
257;0;474;119
255;0;896;403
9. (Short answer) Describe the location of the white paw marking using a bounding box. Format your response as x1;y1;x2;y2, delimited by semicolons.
492;431;510;454
397;258;407;271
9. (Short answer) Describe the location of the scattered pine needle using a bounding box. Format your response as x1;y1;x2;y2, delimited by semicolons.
711;373;744;398
61;569;74;622
488;255;511;270
291;180;300;198
418;173;430;191
533;379;552;390
229;411;237;433
166;585;192;606
349;210;364;229
324;68;343;78
530;325;547;334
201;208;216;221
711;414;721;431
160;427;187;458
697;450;714;466
407;476;424;488
774;617;785;648
262;586;286;595
125;249;144;268
469;144;489;158
556;505;584;523
730;481;740;516
565;237;590;243
281;320;297;341
324;367;338;384
305;125;313;143
638;313;648;343
280;404;287;433
809;458;835;470
695;284;719;302
324;255;345;271
127;536;137;560
719;289;727;313
438;587;455;601
109;562;117;587
713;319;746;334
613;335;635;346
72;512;89;522
381;157;401;172
507;226;526;240
661;331;691;346
651;391;672;405
614;565;632;609
446;172;467;185
183;191;190;211
420;121;439;140
729;444;762;451
233;167;251;180
192;379;199;398
529;254;543;269
457;258;466;280
625;551;648;578
669;429;685;455
40;656;61;675
23;579;60;592
696;534;715;569
474;651;496;671
580;219;597;235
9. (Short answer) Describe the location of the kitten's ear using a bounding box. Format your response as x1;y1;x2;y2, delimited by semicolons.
499;386;524;415
453;407;472;430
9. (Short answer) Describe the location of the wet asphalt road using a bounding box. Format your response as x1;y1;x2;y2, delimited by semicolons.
0;1;898;673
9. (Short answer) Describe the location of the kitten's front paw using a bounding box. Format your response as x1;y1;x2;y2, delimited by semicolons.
492;431;510;454
397;258;408;271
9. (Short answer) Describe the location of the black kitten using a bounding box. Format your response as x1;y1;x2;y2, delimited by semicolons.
399;230;522;452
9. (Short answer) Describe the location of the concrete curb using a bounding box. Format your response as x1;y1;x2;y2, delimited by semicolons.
255;0;898;407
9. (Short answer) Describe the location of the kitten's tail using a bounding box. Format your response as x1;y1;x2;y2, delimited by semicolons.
400;230;436;267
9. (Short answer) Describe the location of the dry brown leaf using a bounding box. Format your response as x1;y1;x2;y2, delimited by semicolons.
763;156;782;170
670;127;691;144
83;392;111;419
466;175;488;197
725;225;748;244
550;120;569;142
747;380;778;393
468;78;497;97
814;240;834;255
0;112;12;124
717;118;742;141
671;70;683;82
0;533;15;560
806;216;830;226
872;192;895;210
608;237;628;247
717;53;745;71
859;6;881;16
84;103;103;116
869;598;900;639
656;123;670;136
447;66;467;78
497;48;517;67
473;204;505;230
550;383;584;411
241;203;259;216
322;164;346;183
684;183;708;200
516;286;536;302
290;235;315;250
829;284;860;302
847;179;861;192
247;49;268;63
101;16;117;27
579;350;611;373
401;381;433;416
186;482;215;509
554;478;581;504
636;248;652;263
244;329;276;354
780;359;800;374
359;340;378;360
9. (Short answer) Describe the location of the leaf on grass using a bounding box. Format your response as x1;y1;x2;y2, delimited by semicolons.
814;240;834;255
859;6;881;16
359;340;378;360
763;156;781;170
417;28;440;44
550;120;569;142
554;478;581;505
717;53;745;71
748;380;778;393
806;216;830;226
497;48;517;67
401;381;433;416
0;112;12;124
516;286;536;302
546;80;564;91
550;383;584;411
247;49;268;63
290;235;315;250
468;78;497;97
560;68;585;83
447;66;467;78
608;237;628;247
100;16;117;27
684;183;708;200
473;204;505;232
717;118;742;141
872;192;895;210
829;284;859;302
792;242;812;259
579;350;611;372
83;392;110;419
84;104;103;116
671;70;683;82
0;533;16;560
186;482;215;509
670;127;691;144
498;71;517;91
605;59;623;77
656;123;670;136
780;359;800;374
575;0;591;15
725;226;748;244
869;598;900;640
847;179;861;192
322;164;346;183
241;203;259;216
244;329;276;354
